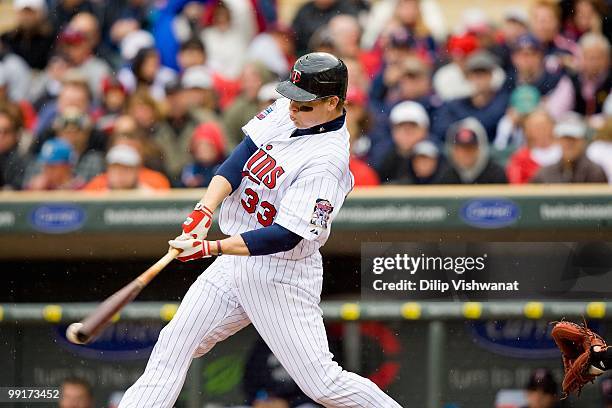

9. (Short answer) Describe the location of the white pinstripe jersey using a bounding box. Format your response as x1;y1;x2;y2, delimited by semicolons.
218;97;354;260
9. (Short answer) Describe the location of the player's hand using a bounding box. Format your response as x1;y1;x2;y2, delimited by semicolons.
168;236;213;262
182;203;213;240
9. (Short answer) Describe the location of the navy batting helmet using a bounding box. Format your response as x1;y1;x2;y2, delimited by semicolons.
276;52;348;102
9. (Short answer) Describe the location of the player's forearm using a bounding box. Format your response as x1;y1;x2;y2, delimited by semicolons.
212;224;302;257
215;235;250;256
198;175;233;212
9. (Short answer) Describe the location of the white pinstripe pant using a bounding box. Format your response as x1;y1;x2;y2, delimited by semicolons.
119;254;402;408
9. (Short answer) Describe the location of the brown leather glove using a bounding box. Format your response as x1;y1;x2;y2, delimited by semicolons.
551;320;607;397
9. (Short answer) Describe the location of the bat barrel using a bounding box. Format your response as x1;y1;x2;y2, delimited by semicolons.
71;280;144;344
65;248;180;345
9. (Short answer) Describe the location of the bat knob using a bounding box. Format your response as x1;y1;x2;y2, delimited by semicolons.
66;323;87;345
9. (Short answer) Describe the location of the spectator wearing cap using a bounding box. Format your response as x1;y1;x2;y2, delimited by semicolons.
57;24;111;100
85;144;170;191
586;116;612;184
461;8;500;57
69;12;118;69
505;109;562;183
411;141;445;184
257;82;283;109
109;114;165;174
0;108;30;190
432;51;510;143
0;0;55;70
530;0;579;72
520;368;560;408
48;107;104;182
375;101;431;183
25;138;82;190
505;33;573;118
290;0;358;56
438;117;507;184
117;45;177;101
180;123;226;188
390;140;445;185
567;33;611;116
179;66;219;121
433;33;508;102
28;104;105;183
532;112;608;183
96;76;128;135
223;62;275;148
119;29;154;63
247;29;293;81
433;33;480;101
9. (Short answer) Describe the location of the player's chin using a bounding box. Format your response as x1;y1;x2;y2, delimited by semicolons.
291;118;309;129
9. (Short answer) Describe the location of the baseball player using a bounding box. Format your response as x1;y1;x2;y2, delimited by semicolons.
119;53;402;407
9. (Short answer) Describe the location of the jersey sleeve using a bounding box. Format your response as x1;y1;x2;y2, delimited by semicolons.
274;171;348;242
241;98;290;145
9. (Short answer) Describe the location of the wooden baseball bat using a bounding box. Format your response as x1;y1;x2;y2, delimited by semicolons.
66;247;181;345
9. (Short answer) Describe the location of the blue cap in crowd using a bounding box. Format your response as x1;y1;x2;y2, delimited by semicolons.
512;33;543;52
38;139;75;165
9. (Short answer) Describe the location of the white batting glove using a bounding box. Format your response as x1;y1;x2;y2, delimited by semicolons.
168;236;213;262
181;203;214;240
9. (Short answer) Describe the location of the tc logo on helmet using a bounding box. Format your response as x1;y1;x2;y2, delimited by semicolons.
291;69;302;84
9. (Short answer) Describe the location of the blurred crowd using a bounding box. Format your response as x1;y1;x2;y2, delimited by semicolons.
0;0;611;191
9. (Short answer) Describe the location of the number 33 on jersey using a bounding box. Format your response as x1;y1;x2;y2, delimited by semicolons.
217;97;354;259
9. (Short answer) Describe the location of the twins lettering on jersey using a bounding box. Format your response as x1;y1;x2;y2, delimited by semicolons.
241;145;285;189
240;145;286;227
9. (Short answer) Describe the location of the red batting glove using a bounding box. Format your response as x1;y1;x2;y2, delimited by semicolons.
169;237;213;262
182;203;213;240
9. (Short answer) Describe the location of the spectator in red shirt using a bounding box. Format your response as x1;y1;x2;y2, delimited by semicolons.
506;109;561;183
